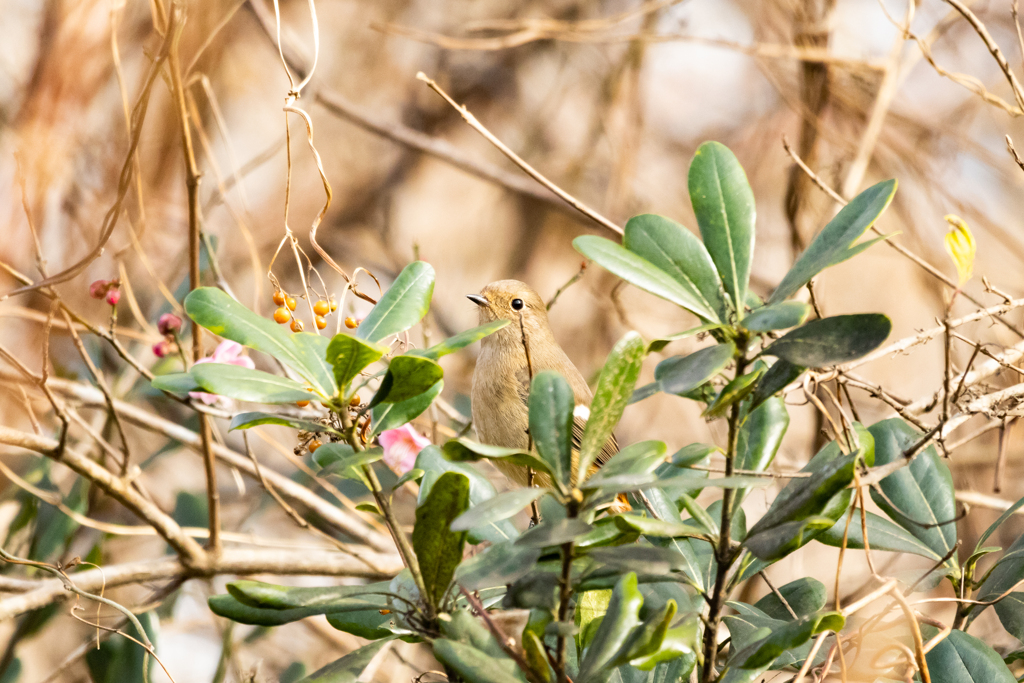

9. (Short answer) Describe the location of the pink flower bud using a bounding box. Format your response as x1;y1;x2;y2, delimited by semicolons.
105;288;121;306
89;280;110;299
152;340;172;358
158;313;182;336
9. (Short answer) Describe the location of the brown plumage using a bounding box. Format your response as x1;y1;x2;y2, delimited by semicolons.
469;280;618;487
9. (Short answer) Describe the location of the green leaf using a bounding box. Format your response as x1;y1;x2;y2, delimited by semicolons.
229;411;343;436
529;371;575;490
515;518;594;548
977;534;1024;610
411;320;510;360
585;441;667;483
607;600;678;668
769;179;897;304
326;599;407;640
578;573;644;681
741;301;811;333
371;380;443;435
313;444;383;477
753;578;826;620
412;471;470;609
579;331;646;484
209;593;354;626
869;418;957;562
688;141;756;316
455;540;541;591
298;639;394;683
573;236;720;321
356;261;435;343
369;354;444;406
432;639;526;683
702;367;764;419
731;610;844;669
623;213;729;322
150;372;200;396
817;509;943;561
451;488;549;532
654;343;735;397
226;579;391;610
443;438;557;483
184;287;329;394
994;592;1024;641
749;359;805;411
190;363;315;404
612;515;714;542
735;397;789;473
586;546;690;575
924;629;1016;683
325;334;388;391
763;314;892;367
288;332;338;397
976;493;1024;553
646;323;724;354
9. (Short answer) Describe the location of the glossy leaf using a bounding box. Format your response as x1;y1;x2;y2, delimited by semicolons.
578;573;644;681
869;418;957;562
455;540;541;591
356;261;434;342
325;333;388;390
229;411;342;436
994;592;1024;641
735;397;789;473
313;444;382;476
288;332;337;396
612;515;714;542
443;438;557;483
579;331;645;484
976;493;1024;553
584;441;667;483
299;639;394;683
654;343;734;397
369;354;444;406
190;363;314;404
515;518;594;548
623;213;729;321
432;639;525;683
586;546;691;575
977;534;1024;609
769;179;897;304
573;236;720;321
730;610;843;669
606;600;678;669
749;359;805;411
451;488;549;532
925;629;1016;683
412;471;470;609
763;314;892;367
688;141;756;315
412;320;510;360
741;301;810;332
646;323;724;354
184;287;329;394
702;367;764;419
529;371;575;489
371;380;443;435
817;509;943;561
150;372;200;396
753;577;826;620
226;579;390;610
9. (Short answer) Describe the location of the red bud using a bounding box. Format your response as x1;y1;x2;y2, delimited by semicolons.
158;313;182;335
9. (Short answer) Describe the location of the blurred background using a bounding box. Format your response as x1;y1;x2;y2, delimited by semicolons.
2;0;1024;680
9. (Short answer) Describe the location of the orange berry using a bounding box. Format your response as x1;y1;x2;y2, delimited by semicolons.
290;318;304;333
273;307;291;324
345;317;357;329
285;296;297;311
315;315;327;330
272;291;286;306
349;394;361;407
329;297;338;312
296;400;310;407
313;299;330;316
308;440;321;453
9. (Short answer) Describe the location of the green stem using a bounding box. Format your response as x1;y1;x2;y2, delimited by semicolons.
339;408;428;612
700;354;747;683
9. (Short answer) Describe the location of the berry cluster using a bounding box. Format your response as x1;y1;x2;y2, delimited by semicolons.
270;289;339;333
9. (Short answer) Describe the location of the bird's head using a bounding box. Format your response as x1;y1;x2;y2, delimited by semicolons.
468;280;550;332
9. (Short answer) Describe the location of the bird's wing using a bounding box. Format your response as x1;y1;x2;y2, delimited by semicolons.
571;405;619;472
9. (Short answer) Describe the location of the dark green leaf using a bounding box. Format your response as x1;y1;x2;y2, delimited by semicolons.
579;332;646;485
369;355;444;406
741;301;810;332
769;179;897;304
977;534;1024;610
654;343;735;397
702;367;764;419
298;639;394;683
817;509;943;560
924;628;1016;683
288;332;338;397
227;579;390;610
623;213;729;322
607;600;678;668
412;472;470;609
371;380;443;435
150;372;199;396
749;359;805;411
432;639;526;683
753;578;826;620
994;592;1024;641
210;593;340;626
325;333;388;390
578;573;644;681
455;540;541;591
646;323;724;354
529;371;575;489
191;363;315;404
763;314;892;367
443;438;557;483
670;443;720;467
612;515;714;542
573;236;720;321
656;474;770;491
313;444;383;476
184;287;329;394
976;493;1024;553
869;418;957;562
229;411;342;436
735;397;789;473
688;141;756;315
356;261;434;343
585;441;667;483
516;518;594;548
730;610;843;669
451;488;549;532
412;320;511;360
586;546;690;575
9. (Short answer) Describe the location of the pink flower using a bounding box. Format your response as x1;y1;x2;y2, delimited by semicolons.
158;313;182;336
188;341;255;405
378;425;431;475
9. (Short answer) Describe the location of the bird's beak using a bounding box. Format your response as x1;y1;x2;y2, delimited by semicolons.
466;294;488;307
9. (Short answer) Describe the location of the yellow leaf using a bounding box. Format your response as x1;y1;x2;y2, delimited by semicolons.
944;214;976;286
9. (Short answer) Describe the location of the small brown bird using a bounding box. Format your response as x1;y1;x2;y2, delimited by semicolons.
468;280;618;488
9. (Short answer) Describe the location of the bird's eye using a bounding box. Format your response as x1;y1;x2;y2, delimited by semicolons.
511;298;524;310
